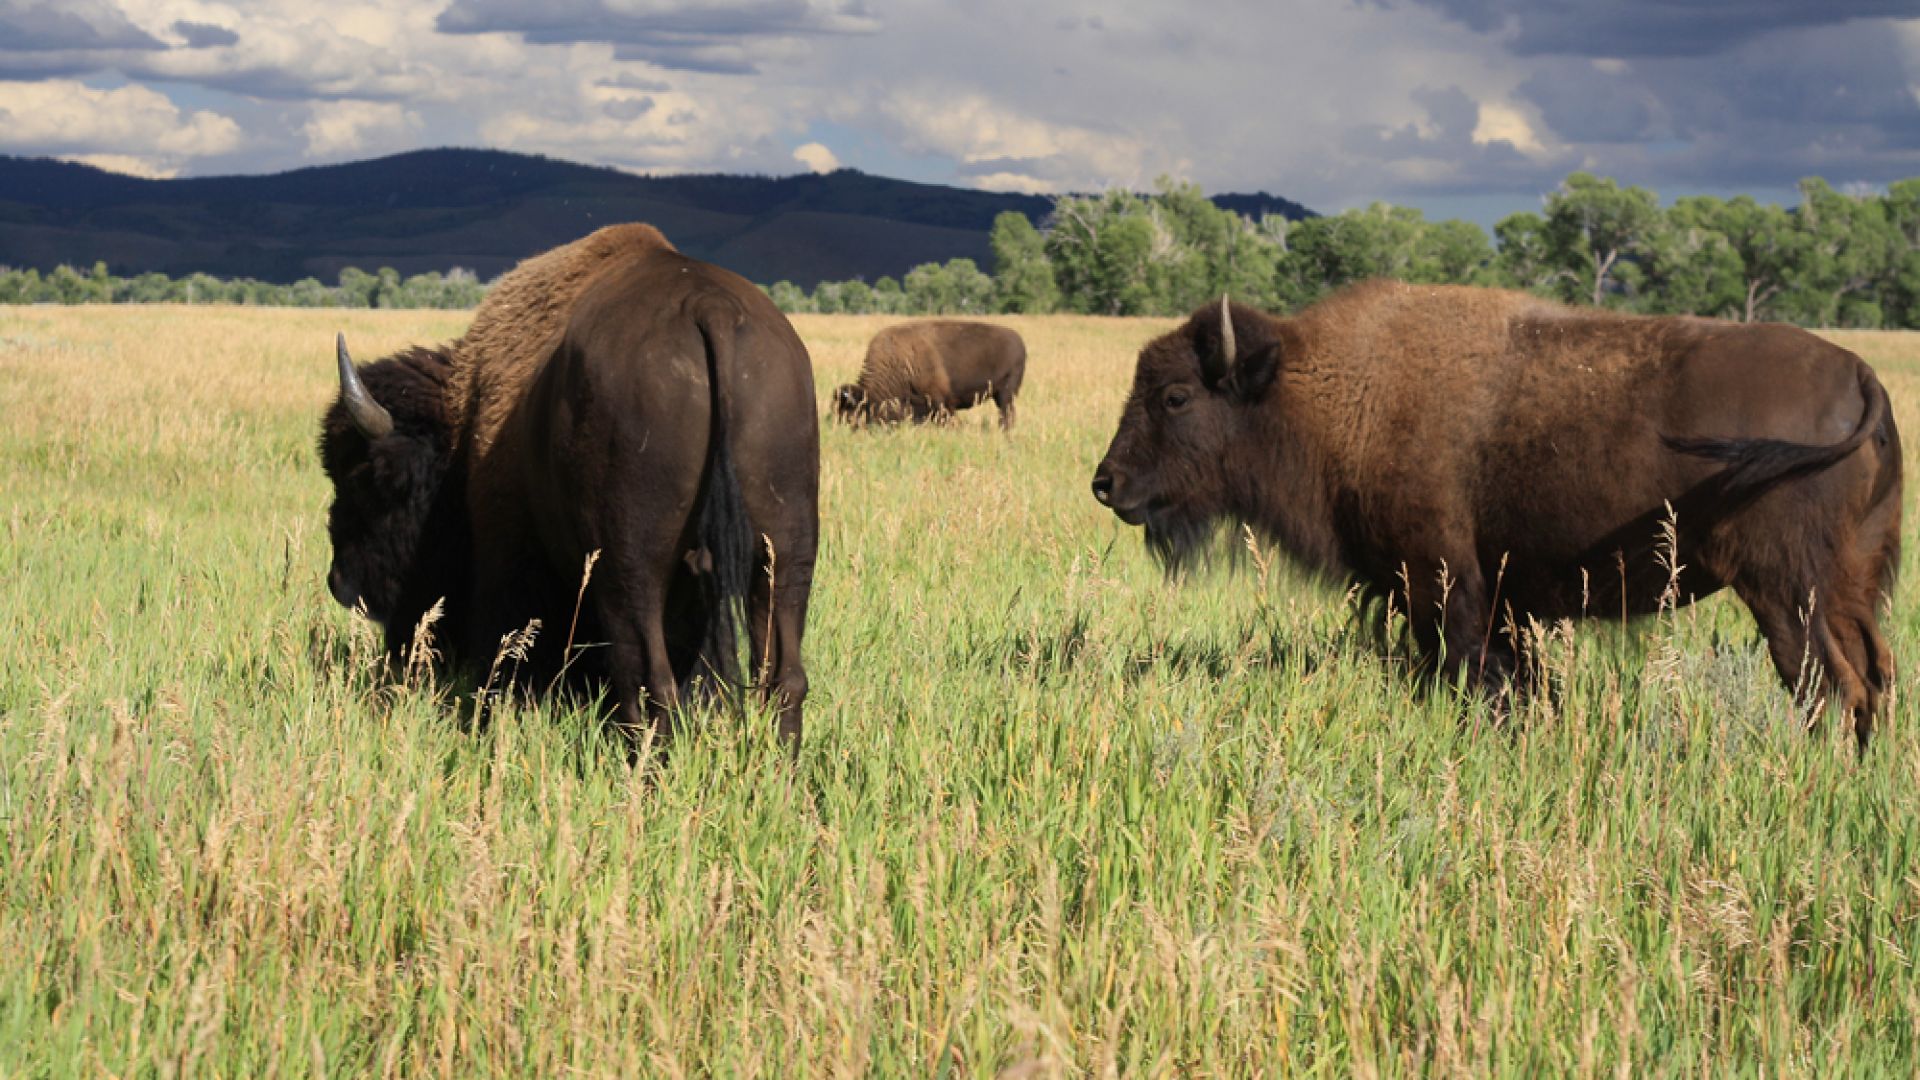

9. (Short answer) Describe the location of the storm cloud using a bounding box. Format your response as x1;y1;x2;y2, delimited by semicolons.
1379;0;1918;58
0;0;1914;222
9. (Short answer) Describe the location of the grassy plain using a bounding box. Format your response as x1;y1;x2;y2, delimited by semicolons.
3;305;1920;1076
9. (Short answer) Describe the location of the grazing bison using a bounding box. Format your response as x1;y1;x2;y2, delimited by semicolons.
321;223;819;746
832;320;1026;430
1092;282;1902;747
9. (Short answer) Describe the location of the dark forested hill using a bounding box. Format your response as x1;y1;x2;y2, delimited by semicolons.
0;148;1312;287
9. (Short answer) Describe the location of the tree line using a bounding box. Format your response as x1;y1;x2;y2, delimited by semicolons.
0;263;487;309
8;171;1920;327
771;173;1920;328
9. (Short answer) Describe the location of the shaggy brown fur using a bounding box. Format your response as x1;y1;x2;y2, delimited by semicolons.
448;222;675;457
322;223;820;749
833;320;1026;430
1093;280;1902;748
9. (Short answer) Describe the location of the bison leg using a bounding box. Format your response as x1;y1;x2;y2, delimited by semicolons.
745;531;813;749
1731;502;1895;750
1849;484;1901;746
595;577;682;749
993;367;1023;432
1405;559;1513;698
1733;576;1873;746
606;591;683;745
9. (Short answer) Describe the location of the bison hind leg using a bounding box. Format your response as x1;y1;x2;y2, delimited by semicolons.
1735;571;1882;750
993;387;1017;431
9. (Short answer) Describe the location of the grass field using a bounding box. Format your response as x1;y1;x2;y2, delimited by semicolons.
4;305;1920;1076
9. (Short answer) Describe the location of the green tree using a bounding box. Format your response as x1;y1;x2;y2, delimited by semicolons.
338;268;377;307
1412;218;1496;285
812;280;846;314
122;272;172;303
1788;178;1899;327
288;277;333;307
904;258;994;314
1273;203;1431;306
988;211;1058;313
1045;191;1157;315
1687;196;1803;323
1492;212;1557;294
1637;197;1745;318
1881;179;1920;327
765;280;809;313
1542;172;1660;306
840;279;876;314
0;267;40;304
372;267;404;309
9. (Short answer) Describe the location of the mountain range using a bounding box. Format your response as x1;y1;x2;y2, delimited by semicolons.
0;148;1313;288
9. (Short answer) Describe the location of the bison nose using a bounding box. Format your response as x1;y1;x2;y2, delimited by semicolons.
1091;468;1115;506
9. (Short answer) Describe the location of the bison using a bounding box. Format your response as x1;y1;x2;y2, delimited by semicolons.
832;320;1026;430
321;223;819;747
1092;283;1902;747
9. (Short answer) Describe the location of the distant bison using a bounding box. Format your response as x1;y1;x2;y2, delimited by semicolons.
1093;283;1901;747
833;320;1026;430
321;223;819;746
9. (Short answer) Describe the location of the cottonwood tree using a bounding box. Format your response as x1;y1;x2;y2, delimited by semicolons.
989;211;1058;313
1542;172;1660;306
1789;178;1899;327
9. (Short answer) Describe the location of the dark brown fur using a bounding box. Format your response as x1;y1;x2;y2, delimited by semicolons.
1093;281;1902;747
833;320;1026;430
321;224;820;747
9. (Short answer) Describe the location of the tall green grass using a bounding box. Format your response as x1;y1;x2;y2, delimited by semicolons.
3;307;1919;1076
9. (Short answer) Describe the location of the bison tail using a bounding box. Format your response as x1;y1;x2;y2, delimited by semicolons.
1661;364;1890;514
690;300;754;698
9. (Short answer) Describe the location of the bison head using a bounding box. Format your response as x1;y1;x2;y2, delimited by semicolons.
318;334;454;628
832;383;871;425
1091;296;1283;571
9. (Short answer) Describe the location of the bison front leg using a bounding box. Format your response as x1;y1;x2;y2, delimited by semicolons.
1405;558;1513;699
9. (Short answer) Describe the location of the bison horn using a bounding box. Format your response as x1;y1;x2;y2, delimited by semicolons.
1203;293;1235;385
336;333;394;439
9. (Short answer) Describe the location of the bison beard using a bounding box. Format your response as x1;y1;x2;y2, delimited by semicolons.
320;224;819;750
1094;285;1902;749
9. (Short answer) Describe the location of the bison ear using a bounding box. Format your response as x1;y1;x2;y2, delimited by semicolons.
1224;342;1281;403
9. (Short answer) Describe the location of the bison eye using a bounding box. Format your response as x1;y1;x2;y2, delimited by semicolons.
1163;385;1193;413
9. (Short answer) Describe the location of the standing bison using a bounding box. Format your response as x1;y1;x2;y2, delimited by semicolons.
321;223;819;746
1092;283;1901;747
833;320;1026;430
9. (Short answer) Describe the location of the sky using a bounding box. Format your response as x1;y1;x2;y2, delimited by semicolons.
1;0;1919;226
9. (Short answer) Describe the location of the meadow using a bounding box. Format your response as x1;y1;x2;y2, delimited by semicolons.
3;304;1920;1077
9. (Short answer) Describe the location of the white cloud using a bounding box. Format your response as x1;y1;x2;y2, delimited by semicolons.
0;0;1909;220
1472;101;1548;155
61;153;178;178
791;141;839;173
878;91;1155;190
969;171;1054;194
0;79;240;165
479;83;783;172
300;100;421;157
